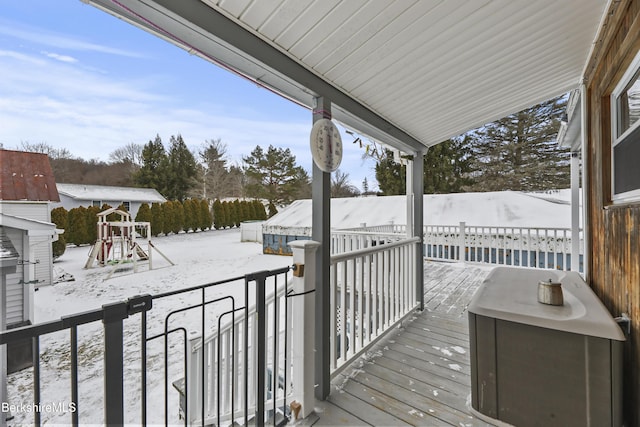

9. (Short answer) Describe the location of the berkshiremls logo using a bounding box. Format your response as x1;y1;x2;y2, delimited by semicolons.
1;401;77;414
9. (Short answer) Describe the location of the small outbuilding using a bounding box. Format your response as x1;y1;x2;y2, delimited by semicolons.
0;149;59;376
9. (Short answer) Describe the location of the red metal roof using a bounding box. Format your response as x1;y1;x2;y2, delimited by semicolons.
0;149;60;202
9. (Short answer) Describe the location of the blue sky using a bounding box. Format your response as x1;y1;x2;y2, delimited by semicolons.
0;0;378;191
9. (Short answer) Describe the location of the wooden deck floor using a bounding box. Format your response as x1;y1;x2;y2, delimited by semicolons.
306;261;495;427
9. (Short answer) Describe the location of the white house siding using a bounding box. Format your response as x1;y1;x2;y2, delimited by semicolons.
0;202;54;287
4;228;25;325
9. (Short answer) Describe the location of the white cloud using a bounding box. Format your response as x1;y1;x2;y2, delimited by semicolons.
0;19;145;58
42;51;78;63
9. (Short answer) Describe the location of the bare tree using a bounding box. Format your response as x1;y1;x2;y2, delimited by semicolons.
109;142;143;166
19;141;73;160
331;169;360;198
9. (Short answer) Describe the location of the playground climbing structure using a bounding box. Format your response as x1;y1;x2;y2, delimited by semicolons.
85;207;173;277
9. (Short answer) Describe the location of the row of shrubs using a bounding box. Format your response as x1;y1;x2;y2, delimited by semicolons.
51;198;269;258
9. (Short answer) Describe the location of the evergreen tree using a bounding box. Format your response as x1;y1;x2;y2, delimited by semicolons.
233;199;242;227
173;200;185;234
135;135;167;191
375;138;474;195
85;205;101;244
222;201;232;228
213;199;223;230
200;139;230;200
67;207;88;246
467;96;569;191
268;202;278;218
247;200;257;220
165;134;198;201
375;151;406;195
200;199;212;230
162;201;175;235
243;145;309;206
136;203;152;238
136;203;152;223
51;207;68;259
254;200;267;220
150;202;164;236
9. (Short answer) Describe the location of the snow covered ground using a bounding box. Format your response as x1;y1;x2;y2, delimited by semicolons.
7;229;291;426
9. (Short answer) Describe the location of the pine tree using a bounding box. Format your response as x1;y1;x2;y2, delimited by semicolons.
51;207;68;259
247;200;257;220
243;145;309;206
268;202;278;218
135;135;167;192
233;199;242;227
165;134;198;201
467;96;569;191
222;201;232;228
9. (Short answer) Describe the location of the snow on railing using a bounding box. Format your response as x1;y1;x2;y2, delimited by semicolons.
329;237;420;375
330;230;406;254
424;223;583;272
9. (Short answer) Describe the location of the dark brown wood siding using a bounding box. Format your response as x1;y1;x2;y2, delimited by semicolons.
584;1;640;425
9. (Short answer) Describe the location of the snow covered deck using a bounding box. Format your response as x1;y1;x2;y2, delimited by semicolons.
307;261;494;426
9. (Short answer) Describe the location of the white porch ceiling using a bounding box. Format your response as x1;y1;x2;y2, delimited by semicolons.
88;0;608;152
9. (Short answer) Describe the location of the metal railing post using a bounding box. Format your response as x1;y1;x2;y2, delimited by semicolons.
248;271;269;427
102;301;128;426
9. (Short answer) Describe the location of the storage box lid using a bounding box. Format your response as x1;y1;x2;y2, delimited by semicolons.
468;267;625;341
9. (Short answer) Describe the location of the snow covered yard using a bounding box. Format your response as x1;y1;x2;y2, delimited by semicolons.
6;229;291;426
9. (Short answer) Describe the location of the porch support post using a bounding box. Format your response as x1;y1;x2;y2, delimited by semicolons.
312;96;331;400
408;150;425;310
289;240;321;419
570;151;580;272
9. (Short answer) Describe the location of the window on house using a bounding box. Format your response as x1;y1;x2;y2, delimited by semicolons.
612;50;640;202
122;201;130;212
92;201;101;207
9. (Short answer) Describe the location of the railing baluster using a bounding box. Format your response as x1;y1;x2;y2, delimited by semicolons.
33;336;41;426
70;326;79;427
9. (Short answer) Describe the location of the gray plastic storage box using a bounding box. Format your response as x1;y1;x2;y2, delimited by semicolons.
468;267;625;427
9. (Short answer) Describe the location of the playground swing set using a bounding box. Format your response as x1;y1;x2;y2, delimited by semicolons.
84;207;173;279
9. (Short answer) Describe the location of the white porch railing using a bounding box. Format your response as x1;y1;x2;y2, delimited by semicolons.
330;230;406;254
424;222;583;272
329;236;420;375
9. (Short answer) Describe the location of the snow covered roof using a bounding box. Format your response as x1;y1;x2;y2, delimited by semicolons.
0;149;60;202
266;191;581;230
56;183;166;203
0;213;57;237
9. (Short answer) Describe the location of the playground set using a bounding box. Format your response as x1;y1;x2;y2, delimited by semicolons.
85;207;173;278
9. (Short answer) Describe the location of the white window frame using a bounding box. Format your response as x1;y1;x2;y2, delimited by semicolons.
611;48;640;203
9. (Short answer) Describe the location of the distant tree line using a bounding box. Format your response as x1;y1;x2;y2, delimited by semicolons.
50;198;267;257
